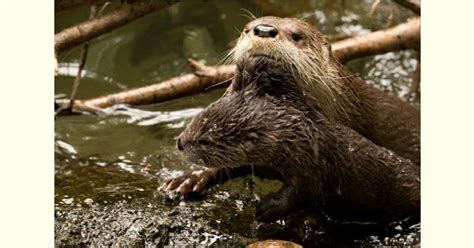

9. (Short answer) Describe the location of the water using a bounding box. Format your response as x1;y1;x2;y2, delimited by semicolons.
55;0;419;246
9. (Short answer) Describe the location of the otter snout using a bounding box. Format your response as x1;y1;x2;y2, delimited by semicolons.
176;133;192;152
176;137;184;151
253;24;278;38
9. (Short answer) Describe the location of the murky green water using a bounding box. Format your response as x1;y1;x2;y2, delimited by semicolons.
55;0;418;246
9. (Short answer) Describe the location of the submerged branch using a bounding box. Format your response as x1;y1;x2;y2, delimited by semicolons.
55;17;420;114
55;0;179;55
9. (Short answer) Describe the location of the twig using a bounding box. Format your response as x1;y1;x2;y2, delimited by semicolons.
393;0;420;15
69;5;99;110
369;0;381;16
55;0;110;13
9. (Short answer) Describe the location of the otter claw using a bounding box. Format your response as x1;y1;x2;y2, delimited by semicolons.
165;178;183;192
176;178;194;194
160;168;217;197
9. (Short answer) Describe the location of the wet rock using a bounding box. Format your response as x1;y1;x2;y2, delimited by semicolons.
55;199;250;247
247;240;302;248
55;196;420;247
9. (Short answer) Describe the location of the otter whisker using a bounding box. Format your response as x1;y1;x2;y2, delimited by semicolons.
299;11;316;21
218;48;236;66
317;73;358;80
239;8;257;21
217;48;234;64
204;76;235;92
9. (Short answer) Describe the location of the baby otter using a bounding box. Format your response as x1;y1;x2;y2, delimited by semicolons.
175;56;419;223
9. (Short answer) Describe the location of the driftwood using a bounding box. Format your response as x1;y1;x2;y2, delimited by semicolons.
393;0;421;15
55;0;179;55
332;17;419;63
56;17;420;114
56;59;235;113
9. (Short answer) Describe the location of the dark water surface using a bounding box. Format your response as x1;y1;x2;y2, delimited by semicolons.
55;0;419;247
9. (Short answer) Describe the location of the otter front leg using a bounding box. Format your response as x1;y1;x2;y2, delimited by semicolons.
256;183;303;222
160;166;253;196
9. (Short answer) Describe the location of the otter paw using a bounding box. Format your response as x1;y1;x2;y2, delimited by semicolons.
159;168;216;196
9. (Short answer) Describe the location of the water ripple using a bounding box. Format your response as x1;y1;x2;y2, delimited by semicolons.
101;104;203;127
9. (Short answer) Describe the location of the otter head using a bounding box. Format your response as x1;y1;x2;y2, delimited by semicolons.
229;16;350;122
177;56;318;169
231;16;332;66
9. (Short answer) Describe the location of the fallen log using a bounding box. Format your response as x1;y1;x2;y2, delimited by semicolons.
56;17;420;114
55;0;179;55
331;17;420;63
56;59;236;113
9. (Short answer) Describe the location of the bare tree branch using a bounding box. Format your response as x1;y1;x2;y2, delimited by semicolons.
393;0;420;15
56;17;420;114
56;60;235;113
55;0;179;55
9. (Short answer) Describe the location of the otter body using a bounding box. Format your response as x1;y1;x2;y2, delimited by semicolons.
162;16;420;223
176;56;419;223
228;16;420;165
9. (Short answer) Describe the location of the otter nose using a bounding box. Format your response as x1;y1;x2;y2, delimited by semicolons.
253;24;278;38
176;137;184;151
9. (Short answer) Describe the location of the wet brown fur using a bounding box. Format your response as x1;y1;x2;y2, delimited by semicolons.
227;16;420;165
178;56;420;223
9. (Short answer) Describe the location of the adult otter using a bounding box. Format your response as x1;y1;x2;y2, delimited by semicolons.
162;16;419;197
174;56;419;223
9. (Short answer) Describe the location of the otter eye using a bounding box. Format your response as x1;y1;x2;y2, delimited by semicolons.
291;33;303;41
244;29;250;34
